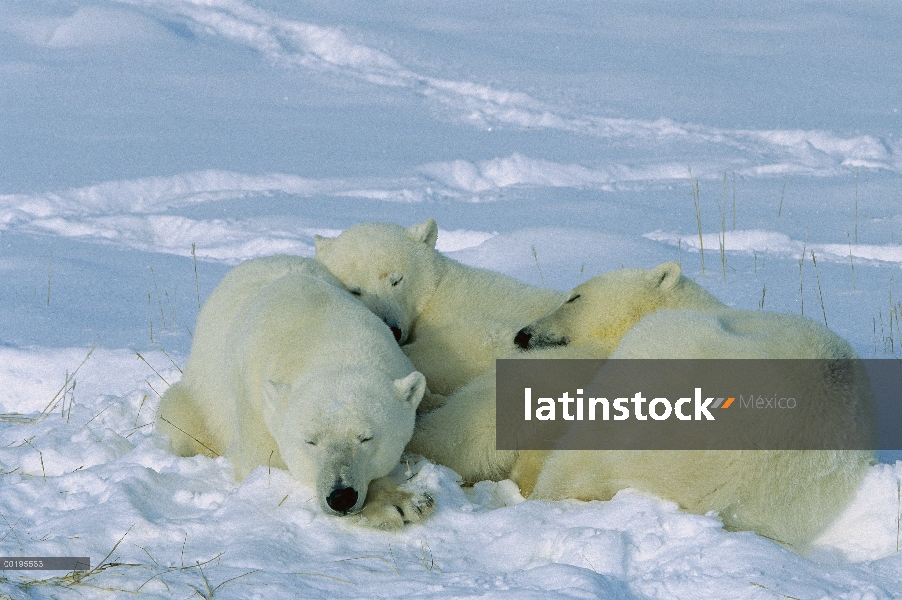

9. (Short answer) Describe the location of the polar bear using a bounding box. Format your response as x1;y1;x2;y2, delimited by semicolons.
155;255;431;528
515;260;858;360
515;261;721;354
511;261;875;551
405;344;602;486
314;219;562;395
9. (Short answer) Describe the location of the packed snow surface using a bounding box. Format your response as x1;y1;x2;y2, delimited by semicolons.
1;1;902;597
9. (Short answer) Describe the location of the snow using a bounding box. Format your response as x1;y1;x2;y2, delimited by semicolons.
1;0;901;597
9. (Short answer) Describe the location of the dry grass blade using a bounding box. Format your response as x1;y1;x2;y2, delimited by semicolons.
136;552;225;593
847;231;856;290
334;555;394;568
192;243;201;310
148;292;155;343
531;245;545;286
579;549;597;573
897;479;900;553
188;561;214;599
30;346;96;424
159;347;183;374
133;543;159;566
0;513;23;547
136;352;170;386
750;581;800;600
211;568;261;593
146;379;163;398
19;526;142;591
778;176;786;217
79;404;113;431
419;540;440;572
798;238;807;317
690;172;705;275
134;394;149;427
124;422;153;439
811;252;828;327
22;440;46;481
388;545;401;576
157;415;220;457
77;525;135;581
290;572;356;585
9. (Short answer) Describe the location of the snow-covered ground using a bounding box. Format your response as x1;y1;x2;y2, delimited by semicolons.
1;1;901;597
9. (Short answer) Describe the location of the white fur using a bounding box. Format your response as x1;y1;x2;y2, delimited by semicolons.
406;344;601;485
314;219;562;395
155;255;432;528
518;261;874;551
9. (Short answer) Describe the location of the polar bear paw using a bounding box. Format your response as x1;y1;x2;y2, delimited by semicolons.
356;476;435;529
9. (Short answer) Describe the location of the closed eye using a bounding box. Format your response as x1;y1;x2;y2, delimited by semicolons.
306;440;317;446
566;294;581;304
390;275;403;287
348;287;362;297
359;436;373;443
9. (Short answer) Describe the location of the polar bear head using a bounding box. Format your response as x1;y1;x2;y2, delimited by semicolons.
515;261;719;354
314;220;442;345
261;368;426;516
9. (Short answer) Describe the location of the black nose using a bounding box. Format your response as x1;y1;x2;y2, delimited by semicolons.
326;487;358;514
390;326;403;342
514;328;532;349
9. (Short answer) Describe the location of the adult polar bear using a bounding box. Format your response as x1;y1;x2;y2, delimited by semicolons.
314;219;562;396
155;255;431;529
515;261;875;551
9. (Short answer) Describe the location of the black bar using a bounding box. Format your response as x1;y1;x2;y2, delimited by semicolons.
496;358;902;450
0;557;90;571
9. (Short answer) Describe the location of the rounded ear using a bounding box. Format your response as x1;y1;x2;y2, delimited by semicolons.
261;380;292;434
648;261;681;292
313;235;333;255
405;219;438;248
393;371;427;411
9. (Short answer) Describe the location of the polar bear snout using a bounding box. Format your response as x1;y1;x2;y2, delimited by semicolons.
514;327;532;349
376;312;407;344
514;326;569;350
326;486;360;515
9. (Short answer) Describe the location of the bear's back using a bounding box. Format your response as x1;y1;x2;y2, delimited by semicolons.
612;307;857;360
183;256;343;377
236;271;413;385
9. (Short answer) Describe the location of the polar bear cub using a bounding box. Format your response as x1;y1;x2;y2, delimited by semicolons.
514;261;875;551
155;255;431;528
314;219;562;395
516;260;859;360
